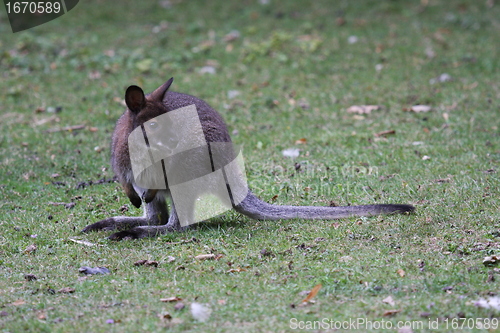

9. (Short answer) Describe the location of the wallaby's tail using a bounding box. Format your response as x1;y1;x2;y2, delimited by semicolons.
234;191;414;220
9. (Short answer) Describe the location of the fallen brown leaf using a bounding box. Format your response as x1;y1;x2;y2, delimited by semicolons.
434;178;451;183
45;124;86;133
295;138;307;145
11;299;25;306
405;105;432;113
134;260;159;267
336;17;346;26
58;287;75;293
160;296;182;302
227;267;247;273
383;309;401;316
347;105;381;114
159;312;172;320
397;269;406;277
382;296;396;306
195;254;216;261
24;244;37;253
375;129;396;137
302;283;322;303
223;30;240;42
483;255;500;266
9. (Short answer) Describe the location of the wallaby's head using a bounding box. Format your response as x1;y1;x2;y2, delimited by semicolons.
125;77;174;130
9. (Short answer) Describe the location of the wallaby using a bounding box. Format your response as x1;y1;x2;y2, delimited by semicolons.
82;78;414;240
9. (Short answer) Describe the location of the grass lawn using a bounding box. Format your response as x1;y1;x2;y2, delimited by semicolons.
1;0;499;332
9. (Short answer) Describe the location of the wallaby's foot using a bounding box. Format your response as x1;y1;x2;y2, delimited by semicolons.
108;224;187;240
81;216;151;233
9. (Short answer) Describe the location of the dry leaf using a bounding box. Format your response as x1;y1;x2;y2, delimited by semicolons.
69;238;96;247
223;30;240;42
195;254;216;261
160;296;182;302
134;260;159;267
295;138;307;145
58;287;75;293
34;115;59;126
24;244;37;253
347;105;381;114
45;124;85;133
375;130;396;137
11;299;25;306
159;312;172;320
397;269;406;277
301;283;322;303
407;105;432;113
382;296;396;306
483;255;500;266
336;17;346;26
383;309;401;316
227;267;247;273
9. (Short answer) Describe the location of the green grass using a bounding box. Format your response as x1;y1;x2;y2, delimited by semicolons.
1;0;500;332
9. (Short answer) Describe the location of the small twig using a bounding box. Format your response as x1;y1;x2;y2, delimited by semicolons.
374;129;396;137
45;124;86;133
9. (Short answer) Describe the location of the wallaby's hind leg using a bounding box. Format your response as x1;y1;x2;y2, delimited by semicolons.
107;197;183;240
81;194;169;234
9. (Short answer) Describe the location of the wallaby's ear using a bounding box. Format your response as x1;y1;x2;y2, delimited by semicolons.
125;85;146;113
148;77;174;103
